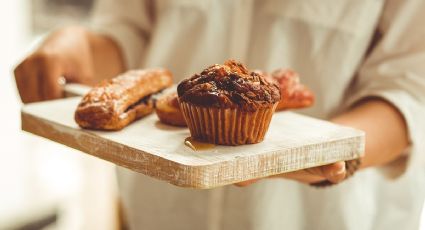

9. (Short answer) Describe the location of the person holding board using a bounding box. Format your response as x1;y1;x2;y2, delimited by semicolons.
13;0;425;229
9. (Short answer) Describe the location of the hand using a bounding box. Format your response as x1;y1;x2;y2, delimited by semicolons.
235;161;347;187
14;26;124;104
14;26;96;103
235;99;409;188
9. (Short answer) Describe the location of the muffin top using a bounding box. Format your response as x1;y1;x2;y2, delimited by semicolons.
177;60;281;112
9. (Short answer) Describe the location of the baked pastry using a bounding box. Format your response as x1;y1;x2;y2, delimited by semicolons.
271;68;314;111
177;60;281;145
75;69;173;130
155;92;187;127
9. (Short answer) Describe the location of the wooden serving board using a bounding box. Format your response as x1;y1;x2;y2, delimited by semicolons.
21;97;364;189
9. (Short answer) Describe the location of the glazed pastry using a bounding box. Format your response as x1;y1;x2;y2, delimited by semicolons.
271;68;315;111
177;60;281;145
155;92;187;127
75;69;173;130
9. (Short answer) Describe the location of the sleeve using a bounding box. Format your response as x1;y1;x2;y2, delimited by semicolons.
90;0;153;69
345;0;425;178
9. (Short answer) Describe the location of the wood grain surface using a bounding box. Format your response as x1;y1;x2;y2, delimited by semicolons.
21;97;365;189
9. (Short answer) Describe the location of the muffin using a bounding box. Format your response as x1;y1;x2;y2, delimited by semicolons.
177;60;281;145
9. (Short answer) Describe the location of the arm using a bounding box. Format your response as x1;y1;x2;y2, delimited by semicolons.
237;0;425;187
332;99;409;170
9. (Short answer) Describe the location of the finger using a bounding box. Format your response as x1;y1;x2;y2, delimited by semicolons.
316;161;346;184
234;179;259;187
256;162;346;185
38;57;64;100
14;61;42;103
65;63;93;84
279;170;324;184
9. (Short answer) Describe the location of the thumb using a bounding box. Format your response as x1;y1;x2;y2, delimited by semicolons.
320;161;347;184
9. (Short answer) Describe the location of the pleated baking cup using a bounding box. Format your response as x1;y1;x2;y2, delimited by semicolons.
179;102;278;145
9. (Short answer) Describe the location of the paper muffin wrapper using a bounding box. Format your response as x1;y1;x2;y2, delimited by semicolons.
179;102;277;145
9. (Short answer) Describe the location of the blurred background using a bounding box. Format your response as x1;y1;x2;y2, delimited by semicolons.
1;0;118;229
0;1;424;230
